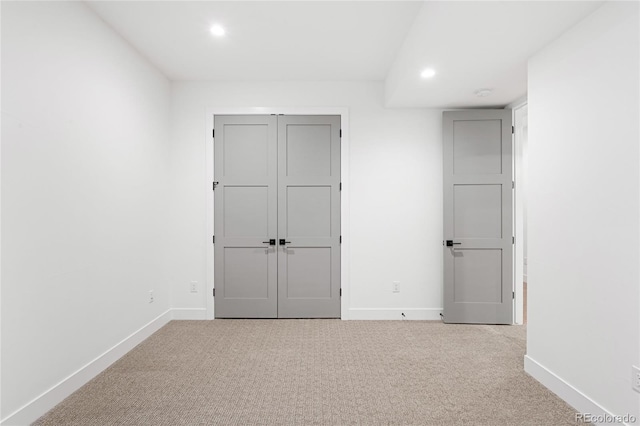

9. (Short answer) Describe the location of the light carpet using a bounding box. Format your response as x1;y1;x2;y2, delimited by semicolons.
34;320;582;425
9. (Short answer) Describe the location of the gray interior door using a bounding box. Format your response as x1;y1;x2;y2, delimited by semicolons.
277;116;341;318
442;110;513;324
214;115;340;319
214;115;278;318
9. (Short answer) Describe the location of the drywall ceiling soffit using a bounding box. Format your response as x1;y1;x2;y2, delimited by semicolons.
384;1;604;108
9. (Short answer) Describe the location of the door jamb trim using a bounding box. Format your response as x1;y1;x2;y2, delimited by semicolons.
205;107;350;320
510;101;528;325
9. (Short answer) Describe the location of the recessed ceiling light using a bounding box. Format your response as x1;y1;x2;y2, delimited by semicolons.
210;24;226;37
474;89;493;97
420;68;436;79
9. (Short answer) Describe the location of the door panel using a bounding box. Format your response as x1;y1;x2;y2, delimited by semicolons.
453;184;502;238
223;186;269;238
453;119;503;174
285;124;332;176
214;115;278;318
443;110;512;324
278;115;341;318
223;124;271;178
224;248;271;299
285;247;332;299
286;186;332;237
453;249;503;303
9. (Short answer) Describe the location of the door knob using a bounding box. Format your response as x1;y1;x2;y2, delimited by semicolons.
279;239;291;246
446;240;461;247
262;239;276;246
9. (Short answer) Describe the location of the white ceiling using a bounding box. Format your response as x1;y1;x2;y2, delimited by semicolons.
87;1;422;81
87;0;604;108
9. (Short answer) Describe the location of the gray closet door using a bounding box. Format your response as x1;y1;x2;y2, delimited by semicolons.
214;114;340;319
214;115;278;318
442;110;513;324
277;115;341;318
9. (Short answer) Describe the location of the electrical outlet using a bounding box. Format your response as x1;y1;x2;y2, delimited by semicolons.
190;281;198;293
149;290;154;304
392;281;400;293
632;365;640;393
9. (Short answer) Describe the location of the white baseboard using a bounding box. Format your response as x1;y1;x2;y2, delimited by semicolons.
1;310;172;426
524;355;634;426
347;308;443;320
172;308;443;321
171;308;207;320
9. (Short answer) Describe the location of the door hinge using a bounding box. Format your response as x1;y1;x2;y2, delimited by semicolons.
339;129;342;138
512;291;515;299
213;181;219;190
340;288;342;297
339;182;342;191
512;126;514;134
340;235;342;244
213;235;215;244
512;236;515;244
212;129;215;138
512;181;514;189
213;288;215;297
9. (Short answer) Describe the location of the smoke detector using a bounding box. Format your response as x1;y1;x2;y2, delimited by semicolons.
475;89;493;98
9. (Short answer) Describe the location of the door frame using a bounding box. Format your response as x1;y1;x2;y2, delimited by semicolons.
509;99;527;325
204;107;350;320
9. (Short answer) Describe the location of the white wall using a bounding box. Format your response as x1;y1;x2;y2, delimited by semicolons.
168;81;443;319
1;2;171;423
526;1;640;421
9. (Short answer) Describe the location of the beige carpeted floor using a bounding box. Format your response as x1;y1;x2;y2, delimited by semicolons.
34;320;582;426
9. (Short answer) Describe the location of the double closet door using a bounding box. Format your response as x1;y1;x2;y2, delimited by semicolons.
214;115;341;318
